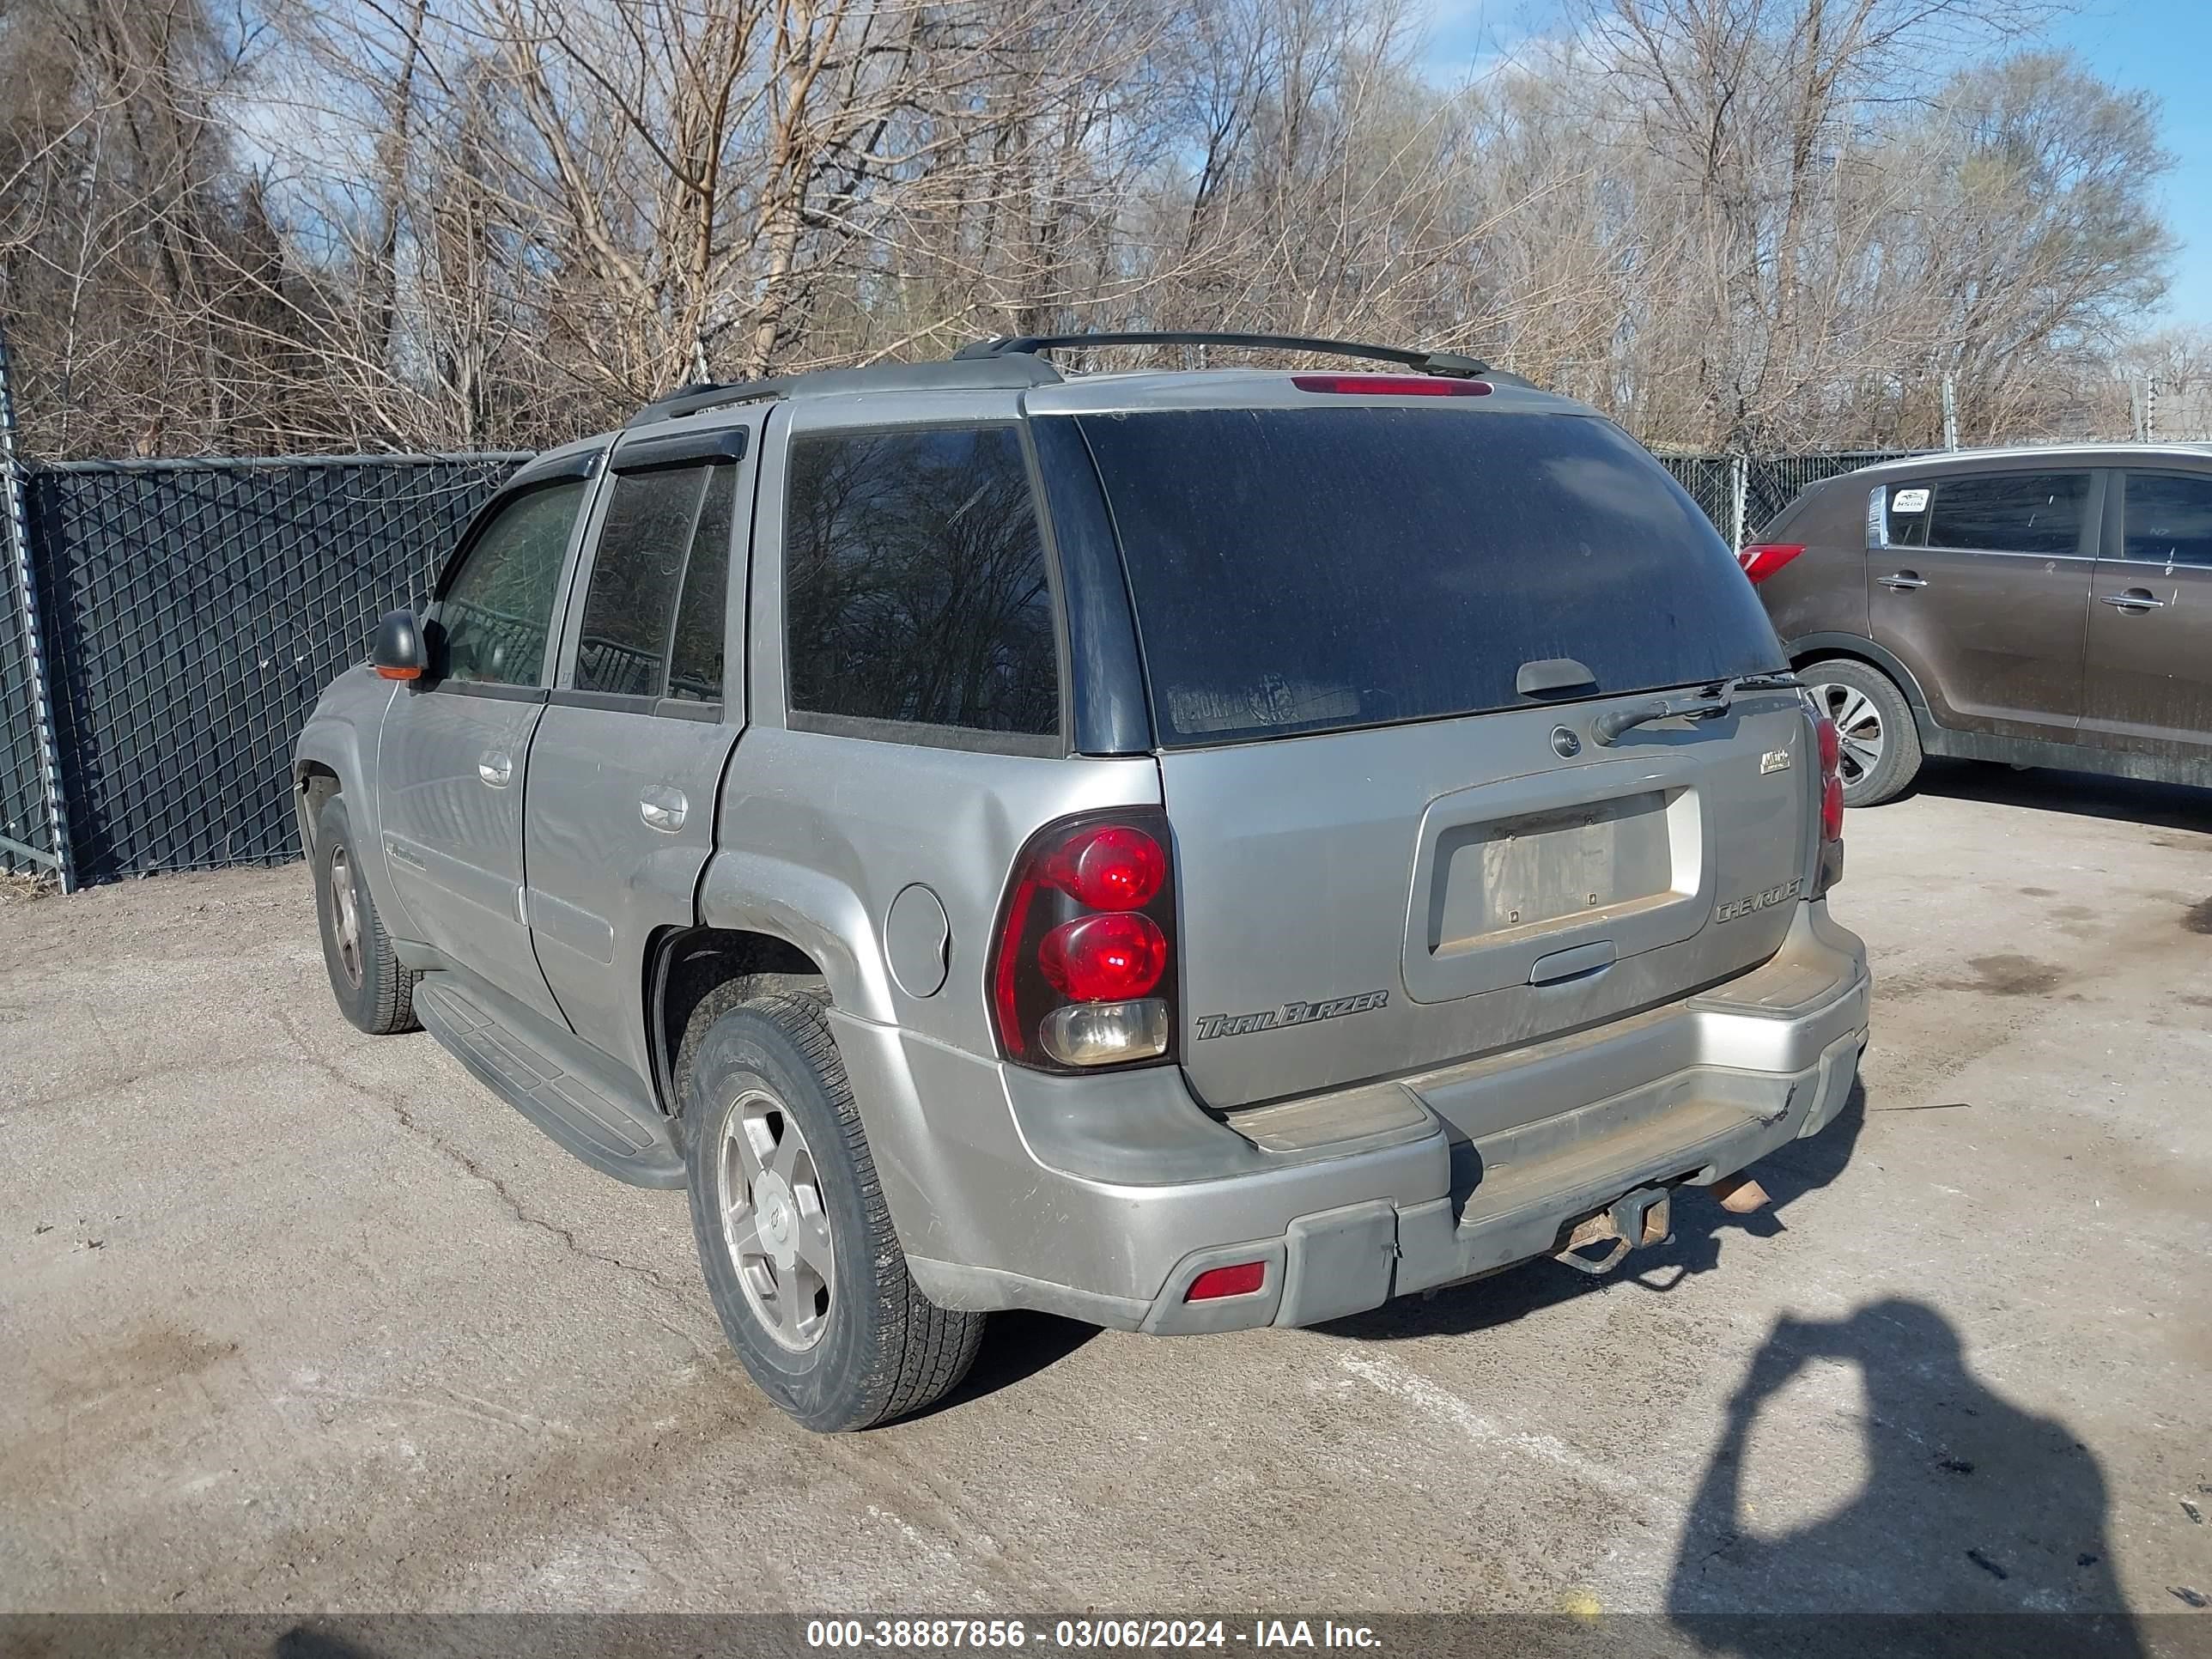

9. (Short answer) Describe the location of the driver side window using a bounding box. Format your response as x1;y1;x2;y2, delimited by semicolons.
439;480;587;686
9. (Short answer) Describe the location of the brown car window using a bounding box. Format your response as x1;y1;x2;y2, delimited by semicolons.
1923;472;2088;557
1883;483;1931;547
2122;472;2212;568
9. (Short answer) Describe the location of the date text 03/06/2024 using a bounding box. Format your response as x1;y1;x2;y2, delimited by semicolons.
805;1619;1383;1650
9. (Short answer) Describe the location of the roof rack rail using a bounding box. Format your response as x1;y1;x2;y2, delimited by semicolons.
627;355;1064;428
951;331;1493;379
627;378;793;428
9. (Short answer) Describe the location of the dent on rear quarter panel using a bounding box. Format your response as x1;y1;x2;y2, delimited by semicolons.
700;729;1161;1054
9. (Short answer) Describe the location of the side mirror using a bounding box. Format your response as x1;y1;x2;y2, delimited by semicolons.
371;610;428;682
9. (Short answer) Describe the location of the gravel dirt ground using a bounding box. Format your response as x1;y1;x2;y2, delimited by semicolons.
3;763;2209;1629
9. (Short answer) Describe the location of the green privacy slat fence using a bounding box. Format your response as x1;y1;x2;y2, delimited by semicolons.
0;444;1917;889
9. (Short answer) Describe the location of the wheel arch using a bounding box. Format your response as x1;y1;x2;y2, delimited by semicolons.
1786;633;1932;715
294;762;342;857
293;714;369;859
292;674;398;859
646;924;831;1117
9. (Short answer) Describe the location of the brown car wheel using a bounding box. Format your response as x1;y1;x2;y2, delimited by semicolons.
1804;658;1923;807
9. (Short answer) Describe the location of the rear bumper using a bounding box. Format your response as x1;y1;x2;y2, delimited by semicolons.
837;900;1869;1334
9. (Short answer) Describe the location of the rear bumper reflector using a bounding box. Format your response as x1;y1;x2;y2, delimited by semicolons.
1185;1262;1267;1301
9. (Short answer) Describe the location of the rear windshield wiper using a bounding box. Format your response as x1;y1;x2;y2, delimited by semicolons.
1591;673;1800;746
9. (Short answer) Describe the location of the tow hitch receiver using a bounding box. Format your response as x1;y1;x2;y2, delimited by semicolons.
1554;1186;1673;1276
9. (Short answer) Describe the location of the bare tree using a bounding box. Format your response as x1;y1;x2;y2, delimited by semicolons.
0;0;2184;456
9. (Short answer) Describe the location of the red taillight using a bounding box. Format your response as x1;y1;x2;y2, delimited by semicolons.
1039;912;1168;1001
990;811;1177;1072
1041;823;1164;910
1737;543;1806;584
1186;1262;1266;1301
1814;714;1845;847
1291;374;1492;397
1814;716;1849;845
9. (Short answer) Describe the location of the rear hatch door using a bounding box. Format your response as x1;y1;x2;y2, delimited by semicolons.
1066;397;1811;1109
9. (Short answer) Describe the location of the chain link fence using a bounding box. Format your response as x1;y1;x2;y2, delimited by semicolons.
1655;454;1740;538
1654;450;1919;544
0;440;1937;890
0;495;57;877
1743;452;1917;532
1;328;68;885
10;456;521;885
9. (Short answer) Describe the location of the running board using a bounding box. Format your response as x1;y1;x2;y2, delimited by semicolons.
414;976;685;1188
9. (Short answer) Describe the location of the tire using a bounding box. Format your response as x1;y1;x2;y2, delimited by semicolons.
313;793;420;1035
1802;658;1923;807
681;991;985;1431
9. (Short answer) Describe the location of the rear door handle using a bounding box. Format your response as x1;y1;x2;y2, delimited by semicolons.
1876;573;1927;591
2099;589;2166;611
477;751;513;787
639;787;687;833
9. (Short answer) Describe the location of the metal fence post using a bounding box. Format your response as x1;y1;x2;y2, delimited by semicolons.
1729;454;1748;550
0;322;73;890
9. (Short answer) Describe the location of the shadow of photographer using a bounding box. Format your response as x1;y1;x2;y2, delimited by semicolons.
1668;1297;2143;1659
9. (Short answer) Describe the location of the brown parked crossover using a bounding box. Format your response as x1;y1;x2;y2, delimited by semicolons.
1742;444;2212;805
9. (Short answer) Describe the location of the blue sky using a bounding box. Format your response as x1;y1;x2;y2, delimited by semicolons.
1418;0;2212;331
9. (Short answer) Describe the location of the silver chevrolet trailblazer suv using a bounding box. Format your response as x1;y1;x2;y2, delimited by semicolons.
295;332;1871;1431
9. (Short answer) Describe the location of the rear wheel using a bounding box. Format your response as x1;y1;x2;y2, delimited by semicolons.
313;793;419;1034
1802;658;1922;807
681;991;985;1431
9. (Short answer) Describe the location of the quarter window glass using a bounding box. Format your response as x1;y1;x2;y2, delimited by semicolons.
574;462;736;698
2122;472;2212;568
440;479;586;686
1884;484;1931;547
1923;472;2087;556
783;427;1059;736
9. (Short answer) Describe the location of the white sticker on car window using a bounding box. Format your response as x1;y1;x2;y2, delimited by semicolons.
1892;487;1929;514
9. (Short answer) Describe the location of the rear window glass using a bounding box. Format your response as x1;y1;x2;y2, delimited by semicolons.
574;462;736;700
1923;471;2087;556
1071;408;1781;746
2122;472;2212;568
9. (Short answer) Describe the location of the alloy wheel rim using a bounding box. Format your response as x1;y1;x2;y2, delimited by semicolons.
1812;681;1885;787
718;1086;835;1352
329;847;364;987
